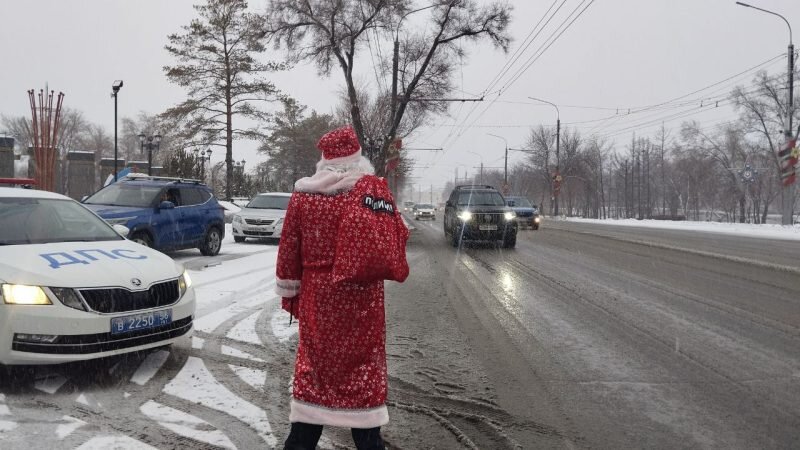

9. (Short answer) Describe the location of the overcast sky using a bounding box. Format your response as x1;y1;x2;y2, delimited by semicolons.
1;0;798;195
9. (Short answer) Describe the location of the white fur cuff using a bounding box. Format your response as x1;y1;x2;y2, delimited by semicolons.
276;278;300;297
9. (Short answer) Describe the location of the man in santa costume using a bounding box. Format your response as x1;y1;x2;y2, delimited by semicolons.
276;125;405;449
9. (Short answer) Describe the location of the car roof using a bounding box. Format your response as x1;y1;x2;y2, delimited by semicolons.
0;187;72;200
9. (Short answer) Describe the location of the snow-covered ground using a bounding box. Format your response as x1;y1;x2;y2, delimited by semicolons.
562;217;800;241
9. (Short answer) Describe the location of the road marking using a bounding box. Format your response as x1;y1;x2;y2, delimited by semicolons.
221;345;265;363
163;357;276;447
34;374;67;395
228;364;266;391
140;400;236;449
56;415;87;439
130;350;170;386
271;310;298;342
75;435;158;450
227;310;264;346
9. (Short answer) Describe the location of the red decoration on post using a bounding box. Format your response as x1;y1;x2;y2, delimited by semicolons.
28;88;65;192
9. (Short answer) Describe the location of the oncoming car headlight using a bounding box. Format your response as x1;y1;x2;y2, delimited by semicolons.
1;284;52;305
178;270;193;297
534;217;541;223
457;211;473;221
504;212;515;221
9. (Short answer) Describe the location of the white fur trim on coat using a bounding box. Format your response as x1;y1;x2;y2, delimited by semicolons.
275;277;301;297
290;399;389;428
294;154;375;195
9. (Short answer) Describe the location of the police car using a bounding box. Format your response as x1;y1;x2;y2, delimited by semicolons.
0;188;195;365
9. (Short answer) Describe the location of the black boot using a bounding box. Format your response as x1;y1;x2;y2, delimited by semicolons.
351;427;385;450
284;422;323;450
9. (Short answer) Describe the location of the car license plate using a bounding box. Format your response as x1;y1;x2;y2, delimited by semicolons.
479;224;498;231
111;309;172;335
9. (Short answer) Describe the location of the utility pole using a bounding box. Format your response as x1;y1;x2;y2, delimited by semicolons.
529;97;561;216
736;1;795;224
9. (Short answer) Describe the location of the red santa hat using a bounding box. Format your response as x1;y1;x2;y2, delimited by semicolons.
317;126;362;164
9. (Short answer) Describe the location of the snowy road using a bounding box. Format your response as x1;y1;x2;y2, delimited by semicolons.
1;218;799;449
401;214;800;448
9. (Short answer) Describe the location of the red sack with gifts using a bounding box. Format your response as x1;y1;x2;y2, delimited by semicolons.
331;175;410;284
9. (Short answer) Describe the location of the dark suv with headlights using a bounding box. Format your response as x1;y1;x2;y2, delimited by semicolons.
443;185;517;248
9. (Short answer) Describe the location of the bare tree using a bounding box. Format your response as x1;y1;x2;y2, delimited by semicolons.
731;71;800;224
264;0;512;175
163;0;284;199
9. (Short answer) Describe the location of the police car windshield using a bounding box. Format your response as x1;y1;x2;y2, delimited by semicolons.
247;195;290;210
83;184;162;207
458;192;506;207
0;198;122;245
507;198;532;208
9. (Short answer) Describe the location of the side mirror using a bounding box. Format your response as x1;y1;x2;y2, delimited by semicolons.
112;224;130;238
159;200;176;209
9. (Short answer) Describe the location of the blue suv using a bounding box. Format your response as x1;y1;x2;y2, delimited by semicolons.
83;176;225;255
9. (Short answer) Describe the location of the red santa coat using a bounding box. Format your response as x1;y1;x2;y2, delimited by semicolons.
276;173;403;428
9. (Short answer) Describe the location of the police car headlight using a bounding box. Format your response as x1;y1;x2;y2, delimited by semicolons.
504;212;515;221
178;270;192;297
233;215;243;224
49;287;86;311
1;284;52;305
106;217;135;226
458;211;473;221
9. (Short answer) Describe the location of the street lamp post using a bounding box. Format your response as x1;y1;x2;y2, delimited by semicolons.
736;2;795;224
486;133;509;191
193;148;212;180
234;159;246;196
137;133;162;176
467;150;485;184
529;96;561;216
111;80;123;181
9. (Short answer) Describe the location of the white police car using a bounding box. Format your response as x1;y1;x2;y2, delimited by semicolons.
0;188;195;365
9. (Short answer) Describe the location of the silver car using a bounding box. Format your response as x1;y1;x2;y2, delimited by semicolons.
231;192;291;242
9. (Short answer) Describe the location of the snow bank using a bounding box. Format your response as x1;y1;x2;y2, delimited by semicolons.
563;217;800;241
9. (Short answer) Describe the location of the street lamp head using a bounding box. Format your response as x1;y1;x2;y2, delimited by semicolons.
206;148;212;158
137;133;146;144
193;148;200;156
154;134;162;145
112;80;123;92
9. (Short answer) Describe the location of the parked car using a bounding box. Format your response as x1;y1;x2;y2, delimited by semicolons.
505;196;541;230
217;200;241;224
82;175;225;256
231;192;291;242
0;187;195;365
230;196;251;208
443;185;517;248
413;203;436;220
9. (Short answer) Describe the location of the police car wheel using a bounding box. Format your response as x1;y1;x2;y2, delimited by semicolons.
130;231;153;248
200;227;222;256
